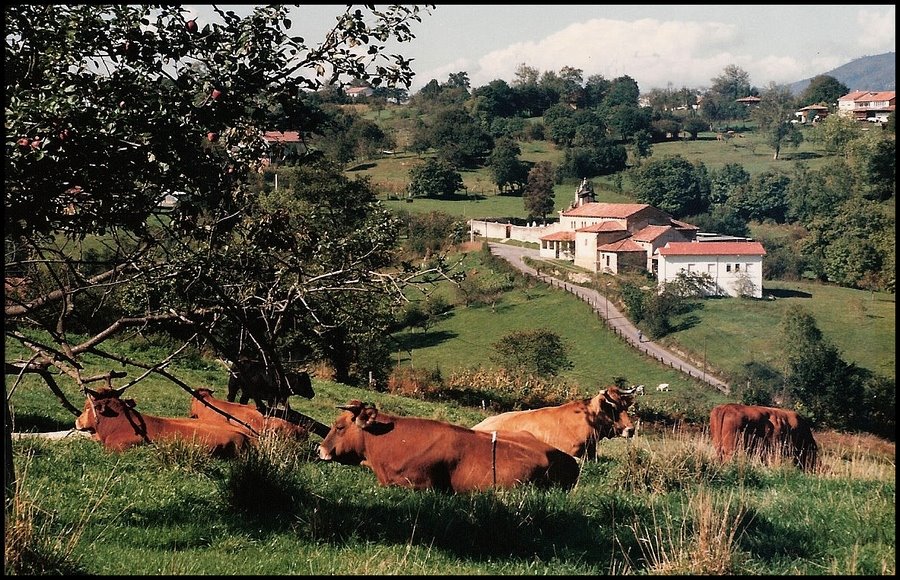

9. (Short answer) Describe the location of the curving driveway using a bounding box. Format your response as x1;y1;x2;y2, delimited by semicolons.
488;242;730;393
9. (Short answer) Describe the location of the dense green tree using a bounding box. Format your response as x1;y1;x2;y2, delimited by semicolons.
631;155;710;217
488;137;529;194
603;75;641;108
684;205;750;238
542;103;579;146
801;198;893;290
708;163;750;205
681;116;710;140
407;158;463;198
810;114;862;154
785;161;854;224
469;79;518;120
701;64;753;122
523;161;556;223
727;170;790;223
490;329;574;377
845;131;896;201
650;117;682;141
751;82;803;160
606;104;652;142
397;210;467;255
630;129;653;166
420;105;493;168
798;75;849;108
4;6;435;492
583;74;611;108
557;144;628;180
778;305;868;430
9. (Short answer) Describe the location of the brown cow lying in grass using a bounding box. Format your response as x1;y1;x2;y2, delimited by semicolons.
75;387;249;458
471;386;637;458
318;400;580;493
189;387;311;441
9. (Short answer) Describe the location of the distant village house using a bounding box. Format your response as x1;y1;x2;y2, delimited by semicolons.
469;179;766;298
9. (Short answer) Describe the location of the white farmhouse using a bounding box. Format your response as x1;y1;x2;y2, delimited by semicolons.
655;241;767;298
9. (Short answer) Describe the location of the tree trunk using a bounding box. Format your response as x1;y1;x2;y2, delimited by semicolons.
5;383;16;500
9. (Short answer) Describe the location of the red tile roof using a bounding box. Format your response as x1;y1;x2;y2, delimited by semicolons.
670;219;699;230
631;225;672;241
540;231;576;241
576;221;626;233
656;241;766;256
562;202;653;218
263;130;303;143
599;239;645;252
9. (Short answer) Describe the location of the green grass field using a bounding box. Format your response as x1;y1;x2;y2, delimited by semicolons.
7;374;895;575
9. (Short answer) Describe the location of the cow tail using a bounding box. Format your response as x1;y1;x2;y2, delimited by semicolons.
491;431;497;487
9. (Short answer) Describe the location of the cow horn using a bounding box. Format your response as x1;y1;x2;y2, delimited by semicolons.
620;386;637;395
83;386;100;398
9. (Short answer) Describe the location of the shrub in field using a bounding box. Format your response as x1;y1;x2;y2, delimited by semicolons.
217;430;315;515
386;365;444;397
444;366;583;411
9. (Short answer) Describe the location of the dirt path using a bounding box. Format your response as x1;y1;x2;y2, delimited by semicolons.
488;242;730;393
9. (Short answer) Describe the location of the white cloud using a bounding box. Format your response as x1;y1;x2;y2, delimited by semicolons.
855;7;896;53
412;14;894;93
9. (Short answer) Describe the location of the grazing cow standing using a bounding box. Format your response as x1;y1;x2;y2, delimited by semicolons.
709;403;818;471
75;387;249;458
470;386;637;458
189;388;312;441
656;383;670;392
226;356;314;411
318;400;580;493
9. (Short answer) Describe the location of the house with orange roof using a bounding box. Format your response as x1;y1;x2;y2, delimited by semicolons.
473;180;764;292
837;90;895;123
655;241;767;298
262;130;307;163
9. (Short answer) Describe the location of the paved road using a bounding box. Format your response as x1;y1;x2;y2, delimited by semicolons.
488;242;730;393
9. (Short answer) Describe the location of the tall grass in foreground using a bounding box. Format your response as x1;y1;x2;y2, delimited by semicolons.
6;423;893;575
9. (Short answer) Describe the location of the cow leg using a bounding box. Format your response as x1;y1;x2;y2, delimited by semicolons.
226;382;239;403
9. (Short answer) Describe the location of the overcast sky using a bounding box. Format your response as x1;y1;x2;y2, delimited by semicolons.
186;4;896;93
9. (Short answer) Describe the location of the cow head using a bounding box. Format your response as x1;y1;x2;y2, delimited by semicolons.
285;371;314;399
318;400;379;464
589;386;636;439
75;387;135;432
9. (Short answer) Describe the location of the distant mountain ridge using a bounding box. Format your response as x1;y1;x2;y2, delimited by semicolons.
788;52;895;96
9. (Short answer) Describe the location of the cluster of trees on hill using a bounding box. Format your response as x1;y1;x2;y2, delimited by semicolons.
628;115;895;292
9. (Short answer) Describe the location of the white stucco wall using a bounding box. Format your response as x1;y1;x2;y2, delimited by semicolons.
656;254;764;298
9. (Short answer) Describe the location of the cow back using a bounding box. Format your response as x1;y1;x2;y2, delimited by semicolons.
190;388;309;441
472;388;635;458
710;403;817;471
319;404;579;492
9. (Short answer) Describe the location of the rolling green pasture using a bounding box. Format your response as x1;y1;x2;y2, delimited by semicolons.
391;261;721;403
659;280;896;380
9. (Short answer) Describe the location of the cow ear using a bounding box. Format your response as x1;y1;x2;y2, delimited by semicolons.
355;403;378;429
